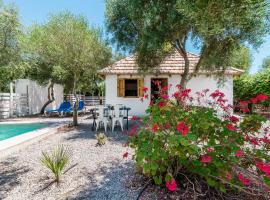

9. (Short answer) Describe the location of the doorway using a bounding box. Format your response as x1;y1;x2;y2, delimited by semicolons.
151;78;168;101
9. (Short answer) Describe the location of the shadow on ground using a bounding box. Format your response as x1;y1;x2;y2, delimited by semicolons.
65;120;141;144
67;160;139;200
0;157;31;198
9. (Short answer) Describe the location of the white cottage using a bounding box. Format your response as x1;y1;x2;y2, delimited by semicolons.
99;50;243;116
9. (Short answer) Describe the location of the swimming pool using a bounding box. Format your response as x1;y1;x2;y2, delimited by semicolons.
0;123;48;141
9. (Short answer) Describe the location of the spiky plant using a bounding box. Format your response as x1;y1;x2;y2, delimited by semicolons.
41;144;71;184
96;133;107;146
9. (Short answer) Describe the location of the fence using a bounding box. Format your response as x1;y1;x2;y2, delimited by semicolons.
0;93;29;119
64;94;105;106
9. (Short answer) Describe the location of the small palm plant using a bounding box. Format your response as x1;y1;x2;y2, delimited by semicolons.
41;144;71;184
96;133;107;146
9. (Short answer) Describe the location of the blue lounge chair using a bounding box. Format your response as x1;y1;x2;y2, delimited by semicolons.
63;101;85;115
45;101;71;116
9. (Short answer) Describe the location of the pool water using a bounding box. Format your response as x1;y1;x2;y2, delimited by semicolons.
0;123;48;141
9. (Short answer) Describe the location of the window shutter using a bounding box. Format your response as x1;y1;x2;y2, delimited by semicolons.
138;78;144;97
117;79;125;97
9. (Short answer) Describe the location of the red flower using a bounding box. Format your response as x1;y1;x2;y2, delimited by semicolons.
249;97;258;104
127;125;137;137
144;94;149;99
177;121;189;136
161;94;169;99
157;101;166;108
210;90;225;99
164;123;171;129
207;147;214;153
142;87;148;92
177;121;184;132
251;138;259;146
256;162;270;174
131;115;136;121
152;124;159;132
226;173;232;180
256;94;268;101
239;100;249;105
176;84;181;89
238;173;250;186
200;155;212;163
123;152;128;159
235;150;243;158
241;107;250;113
166;178;177;191
226;124;237;131
229;116;239;123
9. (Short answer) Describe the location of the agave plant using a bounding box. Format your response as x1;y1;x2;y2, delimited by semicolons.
41;144;71;184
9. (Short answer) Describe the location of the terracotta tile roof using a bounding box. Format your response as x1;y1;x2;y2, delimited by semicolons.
99;49;244;75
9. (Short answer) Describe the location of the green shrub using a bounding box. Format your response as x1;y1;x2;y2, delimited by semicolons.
41;144;71;184
128;86;270;196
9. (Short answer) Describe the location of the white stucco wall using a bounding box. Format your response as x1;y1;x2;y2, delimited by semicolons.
105;74;233;116
15;79;64;115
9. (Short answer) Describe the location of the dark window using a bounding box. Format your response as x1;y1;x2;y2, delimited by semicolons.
125;79;138;97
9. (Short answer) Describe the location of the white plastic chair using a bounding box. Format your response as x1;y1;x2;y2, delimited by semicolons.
112;104;124;132
96;106;109;132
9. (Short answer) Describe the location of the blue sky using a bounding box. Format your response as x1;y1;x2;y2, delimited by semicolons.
4;0;270;74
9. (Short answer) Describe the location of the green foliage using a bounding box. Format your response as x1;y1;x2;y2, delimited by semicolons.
96;133;107;146
129;88;270;194
0;1;25;91
41;144;71;184
23;12;112;124
234;68;270;102
261;56;270;70
24;12;112;92
230;46;252;72
106;0;270;86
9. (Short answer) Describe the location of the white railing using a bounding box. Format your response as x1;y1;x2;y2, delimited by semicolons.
64;94;105;106
0;93;29;119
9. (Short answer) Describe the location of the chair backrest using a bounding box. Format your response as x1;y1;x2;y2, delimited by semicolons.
114;105;122;118
78;101;85;110
98;106;105;118
59;102;71;111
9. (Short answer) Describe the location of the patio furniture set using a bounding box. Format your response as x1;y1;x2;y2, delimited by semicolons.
90;104;131;132
44;101;131;132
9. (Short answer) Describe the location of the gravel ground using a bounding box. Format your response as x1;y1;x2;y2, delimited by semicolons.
0;120;139;200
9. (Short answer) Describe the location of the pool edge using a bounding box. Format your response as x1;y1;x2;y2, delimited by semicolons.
0;124;63;159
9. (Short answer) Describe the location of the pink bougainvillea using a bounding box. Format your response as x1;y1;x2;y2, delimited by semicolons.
256;94;268;101
226;124;237;131
177;121;189;136
200;155;212;163
152;124;159;132
126;85;269;195
229;115;239;123
166;178;177;191
238;173;250;186
235;150;243;158
123;152;128;159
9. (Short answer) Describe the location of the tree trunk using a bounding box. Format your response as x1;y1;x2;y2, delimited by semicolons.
72;76;78;126
175;43;190;89
40;81;55;114
180;54;190;89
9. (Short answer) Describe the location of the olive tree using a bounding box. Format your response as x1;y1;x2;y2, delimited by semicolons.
24;12;112;125
106;0;270;88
